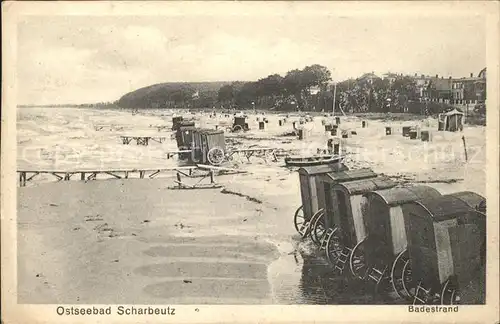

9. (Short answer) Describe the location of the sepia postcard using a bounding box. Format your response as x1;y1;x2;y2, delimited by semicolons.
1;1;499;323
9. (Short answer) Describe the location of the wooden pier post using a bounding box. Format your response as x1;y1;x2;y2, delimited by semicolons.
298;129;305;140
462;136;468;162
19;172;26;187
81;172;85;180
176;172;182;188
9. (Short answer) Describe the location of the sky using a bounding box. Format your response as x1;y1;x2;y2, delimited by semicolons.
16;10;486;105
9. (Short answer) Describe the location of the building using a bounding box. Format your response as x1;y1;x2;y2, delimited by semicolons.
475;68;487;103
342;69;486;113
357;72;380;85
414;74;431;99
406;73;453;103
451;68;486;107
409;68;486;107
382;72;398;84
425;75;453;104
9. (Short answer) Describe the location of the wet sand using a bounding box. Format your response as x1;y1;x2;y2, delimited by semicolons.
16;176;411;305
18;179;281;304
16;107;487;304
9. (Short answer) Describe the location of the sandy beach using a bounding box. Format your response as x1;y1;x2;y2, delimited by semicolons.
18;178;284;304
16;107;486;304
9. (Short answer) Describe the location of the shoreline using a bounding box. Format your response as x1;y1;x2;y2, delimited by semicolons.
15;107;487;304
18;179;286;304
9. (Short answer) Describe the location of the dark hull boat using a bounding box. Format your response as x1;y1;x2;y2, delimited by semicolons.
284;154;343;167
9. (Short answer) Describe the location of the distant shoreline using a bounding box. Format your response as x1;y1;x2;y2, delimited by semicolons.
16;105;485;125
17;104;120;109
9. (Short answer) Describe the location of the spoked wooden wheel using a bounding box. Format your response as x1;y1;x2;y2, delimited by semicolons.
391;249;414;301
349;238;368;280
232;125;243;132
440;277;460;305
207;147;225;165
413;281;439;305
401;258;416;300
293;205;310;237
310;209;326;245
325;226;343;265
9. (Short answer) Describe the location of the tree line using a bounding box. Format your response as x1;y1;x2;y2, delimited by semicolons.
217;67;450;114
217;64;332;111
116;65;459;114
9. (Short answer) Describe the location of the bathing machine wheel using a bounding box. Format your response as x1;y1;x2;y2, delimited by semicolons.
349;238;368;280
310;209;326;245
207;147;225;165
401;258;417;301
325;226;343;265
232;125;244;133
390;249;415;301
293;205;310;237
413;281;440;305
440;277;460;305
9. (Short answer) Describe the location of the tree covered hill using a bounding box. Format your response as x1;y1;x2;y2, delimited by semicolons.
116;64;333;111
117;81;238;109
116;64;471;115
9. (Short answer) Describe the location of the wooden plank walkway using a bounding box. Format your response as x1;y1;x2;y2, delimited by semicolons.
164;147;298;163
149;125;171;132
226;147;278;162
17;165;247;187
224;147;299;162
94;125;172;132
120;136;167;146
169;168;222;190
94;124;127;131
18;167;194;187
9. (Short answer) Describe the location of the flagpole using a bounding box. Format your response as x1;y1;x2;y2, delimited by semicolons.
332;82;337;116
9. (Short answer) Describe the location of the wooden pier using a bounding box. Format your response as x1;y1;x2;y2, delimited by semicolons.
225;147;299;162
149;125;171;132
226;147;278;162
166;150;192;159
120;136;167;146
164;147;300;164
95;125;172;132
94;124;126;131
170;168;221;190
18;165;247;187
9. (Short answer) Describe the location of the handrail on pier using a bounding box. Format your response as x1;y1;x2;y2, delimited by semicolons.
17;165;246;187
17;166;196;187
